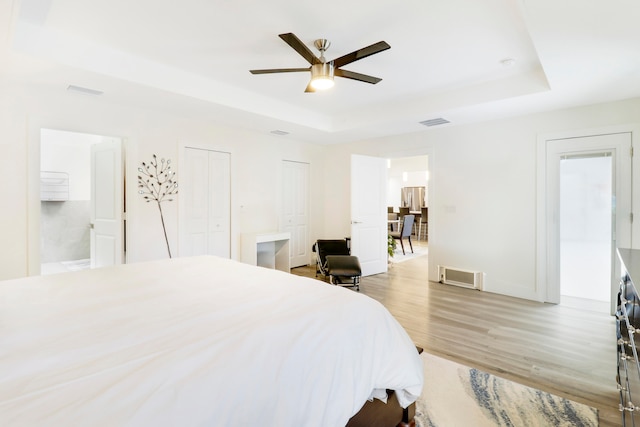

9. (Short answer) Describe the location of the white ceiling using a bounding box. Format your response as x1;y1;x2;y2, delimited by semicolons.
4;0;640;144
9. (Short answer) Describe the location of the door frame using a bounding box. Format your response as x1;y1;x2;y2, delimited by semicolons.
28;126;127;276
377;146;435;280
536;124;639;307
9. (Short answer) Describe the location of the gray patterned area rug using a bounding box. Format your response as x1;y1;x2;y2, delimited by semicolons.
415;352;598;427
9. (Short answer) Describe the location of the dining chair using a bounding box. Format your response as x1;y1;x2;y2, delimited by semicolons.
388;212;399;232
390;214;414;255
397;207;410;235
418;207;428;240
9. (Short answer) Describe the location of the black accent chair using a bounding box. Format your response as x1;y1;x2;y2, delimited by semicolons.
313;239;362;291
390;214;414;255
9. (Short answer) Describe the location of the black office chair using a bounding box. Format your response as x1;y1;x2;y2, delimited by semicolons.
390;214;414;255
313;239;362;290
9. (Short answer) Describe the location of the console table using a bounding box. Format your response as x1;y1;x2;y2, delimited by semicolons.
241;232;291;273
616;248;640;424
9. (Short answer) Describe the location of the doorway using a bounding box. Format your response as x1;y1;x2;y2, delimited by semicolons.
543;132;632;313
386;155;429;260
39;128;124;274
560;154;612;303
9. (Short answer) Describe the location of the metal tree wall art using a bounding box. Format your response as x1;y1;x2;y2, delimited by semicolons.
138;154;178;258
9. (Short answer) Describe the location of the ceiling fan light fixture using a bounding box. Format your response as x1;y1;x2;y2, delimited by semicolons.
310;62;335;90
250;33;390;92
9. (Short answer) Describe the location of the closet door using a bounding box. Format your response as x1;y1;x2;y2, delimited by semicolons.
181;148;230;258
208;151;231;258
281;160;309;268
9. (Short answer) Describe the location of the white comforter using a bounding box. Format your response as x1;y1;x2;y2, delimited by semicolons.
0;256;423;427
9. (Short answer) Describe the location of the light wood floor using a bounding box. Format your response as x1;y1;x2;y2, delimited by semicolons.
293;243;621;427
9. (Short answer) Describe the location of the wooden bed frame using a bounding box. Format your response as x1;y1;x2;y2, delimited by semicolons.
346;392;416;427
346;347;422;427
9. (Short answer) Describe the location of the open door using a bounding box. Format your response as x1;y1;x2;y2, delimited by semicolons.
90;138;124;267
350;154;388;276
282;160;310;268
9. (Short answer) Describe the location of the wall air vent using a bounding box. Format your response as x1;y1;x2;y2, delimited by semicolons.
438;265;483;290
66;85;104;96
420;118;450;127
270;130;290;136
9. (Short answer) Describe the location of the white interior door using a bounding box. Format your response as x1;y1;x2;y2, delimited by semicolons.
351;154;387;276
90;138;124;268
182;148;209;255
208;151;231;258
281;160;309;268
180;148;230;258
545;132;632;310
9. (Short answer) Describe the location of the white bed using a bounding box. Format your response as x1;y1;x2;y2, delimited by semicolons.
0;256;423;426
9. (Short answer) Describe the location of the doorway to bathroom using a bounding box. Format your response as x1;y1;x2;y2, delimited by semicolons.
543;131;632;314
40;128;124;274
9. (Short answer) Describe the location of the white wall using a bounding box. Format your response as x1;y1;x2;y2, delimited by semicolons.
323;97;640;301
5;71;640;303
0;79;326;280
0;81;28;279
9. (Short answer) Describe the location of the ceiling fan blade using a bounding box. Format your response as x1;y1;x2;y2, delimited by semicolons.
249;67;310;74
304;82;316;93
279;33;321;65
332;41;390;69
335;69;382;84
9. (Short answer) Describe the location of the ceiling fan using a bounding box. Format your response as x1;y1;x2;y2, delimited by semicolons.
249;33;390;93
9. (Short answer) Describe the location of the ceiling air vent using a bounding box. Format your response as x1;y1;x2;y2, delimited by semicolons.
270;130;290;136
420;118;450;127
